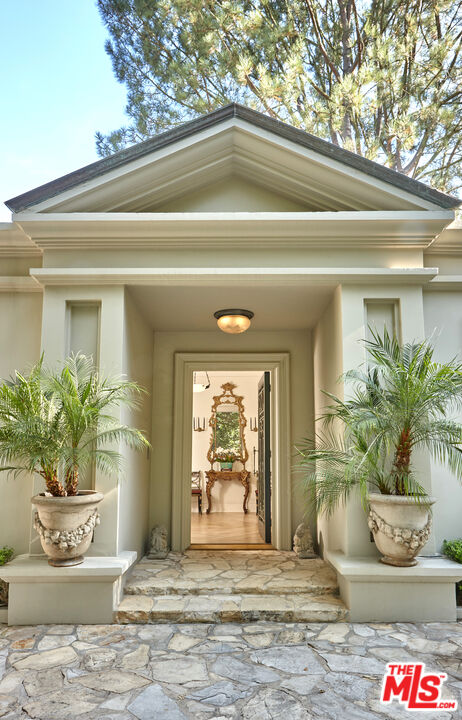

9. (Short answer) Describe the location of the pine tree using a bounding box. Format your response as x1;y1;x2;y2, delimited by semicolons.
97;0;462;194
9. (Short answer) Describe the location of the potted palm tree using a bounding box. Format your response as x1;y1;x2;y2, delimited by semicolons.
0;355;149;566
297;330;462;566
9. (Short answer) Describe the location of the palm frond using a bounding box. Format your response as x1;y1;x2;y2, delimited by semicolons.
297;328;462;515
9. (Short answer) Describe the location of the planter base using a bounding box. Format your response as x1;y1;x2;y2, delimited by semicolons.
327;551;462;622
48;555;84;568
0;552;136;625
380;556;417;567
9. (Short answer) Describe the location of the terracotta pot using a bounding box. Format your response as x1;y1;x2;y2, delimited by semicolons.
368;493;435;567
32;490;103;567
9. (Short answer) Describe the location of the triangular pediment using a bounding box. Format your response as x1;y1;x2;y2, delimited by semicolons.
6;104;459;215
155;175;309;212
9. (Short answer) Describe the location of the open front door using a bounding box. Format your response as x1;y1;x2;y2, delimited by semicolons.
257;372;271;543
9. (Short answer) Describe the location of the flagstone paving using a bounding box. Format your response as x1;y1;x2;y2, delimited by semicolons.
0;620;460;719
117;550;348;623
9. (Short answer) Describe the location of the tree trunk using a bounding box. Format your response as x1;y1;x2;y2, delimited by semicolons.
392;428;411;495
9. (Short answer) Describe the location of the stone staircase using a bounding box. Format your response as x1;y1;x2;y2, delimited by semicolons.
115;550;348;624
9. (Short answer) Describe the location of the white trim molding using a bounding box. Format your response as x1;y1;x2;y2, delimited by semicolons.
172;353;291;552
30;266;439;288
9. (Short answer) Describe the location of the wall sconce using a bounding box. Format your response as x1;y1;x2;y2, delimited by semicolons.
193;417;207;432
249;417;258;432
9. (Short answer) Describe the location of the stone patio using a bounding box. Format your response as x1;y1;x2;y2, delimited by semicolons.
116;550;348;624
0;620;460;718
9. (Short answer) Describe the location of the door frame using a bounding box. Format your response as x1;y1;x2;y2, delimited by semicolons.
172;352;291;551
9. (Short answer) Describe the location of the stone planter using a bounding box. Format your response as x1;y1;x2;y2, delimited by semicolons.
367;493;435;567
32;490;103;567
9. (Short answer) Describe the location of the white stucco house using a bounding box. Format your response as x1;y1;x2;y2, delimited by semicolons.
1;104;462;624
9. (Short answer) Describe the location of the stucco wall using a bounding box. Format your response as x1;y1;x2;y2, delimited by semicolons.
423;290;462;549
156;175;308;212
0;291;43;554
119;290;153;558
313;286;345;555
150;330;313;545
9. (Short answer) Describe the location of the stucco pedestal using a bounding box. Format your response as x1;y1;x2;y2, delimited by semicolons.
0;551;136;625
327;551;462;622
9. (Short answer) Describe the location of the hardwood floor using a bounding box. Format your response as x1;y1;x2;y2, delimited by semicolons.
190;511;271;546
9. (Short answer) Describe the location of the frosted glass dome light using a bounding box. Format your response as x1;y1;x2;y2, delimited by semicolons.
214;309;254;334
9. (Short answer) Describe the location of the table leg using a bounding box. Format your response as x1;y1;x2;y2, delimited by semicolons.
242;477;250;514
206;478;215;514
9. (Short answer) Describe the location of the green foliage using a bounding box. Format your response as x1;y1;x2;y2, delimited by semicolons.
296;328;462;517
0;547;13;566
0;354;150;496
97;0;462;193
442;539;462;564
215;412;241;456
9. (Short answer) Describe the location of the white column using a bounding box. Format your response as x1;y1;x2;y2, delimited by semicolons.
31;285;125;557
339;283;435;557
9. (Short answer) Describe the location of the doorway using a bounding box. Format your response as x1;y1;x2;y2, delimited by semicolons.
172;353;291;552
189;370;271;548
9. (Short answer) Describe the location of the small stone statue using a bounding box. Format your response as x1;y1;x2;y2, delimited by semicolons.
0;579;8;606
148;525;169;559
293;522;317;558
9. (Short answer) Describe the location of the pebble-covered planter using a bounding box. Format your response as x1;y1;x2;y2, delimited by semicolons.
32;490;103;567
368;493;434;567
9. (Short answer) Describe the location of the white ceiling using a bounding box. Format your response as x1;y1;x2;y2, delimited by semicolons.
128;283;335;331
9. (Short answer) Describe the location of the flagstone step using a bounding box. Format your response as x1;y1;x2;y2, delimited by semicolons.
124;554;339;597
115;592;348;624
124;575;338;596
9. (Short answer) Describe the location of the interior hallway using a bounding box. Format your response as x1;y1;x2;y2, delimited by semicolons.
190;512;263;545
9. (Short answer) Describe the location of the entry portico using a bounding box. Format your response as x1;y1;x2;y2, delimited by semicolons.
1;104;462;623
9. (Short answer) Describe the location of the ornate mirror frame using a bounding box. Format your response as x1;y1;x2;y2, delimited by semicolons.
207;382;249;469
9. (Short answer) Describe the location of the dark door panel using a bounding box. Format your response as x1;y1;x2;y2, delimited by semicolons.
257;372;271;543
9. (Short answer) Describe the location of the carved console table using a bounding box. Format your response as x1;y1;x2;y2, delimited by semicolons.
205;470;251;514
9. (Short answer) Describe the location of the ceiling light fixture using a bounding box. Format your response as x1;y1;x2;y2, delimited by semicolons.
214;309;254;334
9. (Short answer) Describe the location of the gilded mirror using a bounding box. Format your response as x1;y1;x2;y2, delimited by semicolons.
207;383;248;469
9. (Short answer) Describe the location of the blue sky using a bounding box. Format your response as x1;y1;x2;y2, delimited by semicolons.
0;1;128;221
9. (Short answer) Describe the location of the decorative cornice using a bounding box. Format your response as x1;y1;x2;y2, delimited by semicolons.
0;222;41;257
16;211;454;250
0;276;42;292
30;266;438;288
425;222;462;255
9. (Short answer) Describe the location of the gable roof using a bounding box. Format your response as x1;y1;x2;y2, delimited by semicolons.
5;103;460;212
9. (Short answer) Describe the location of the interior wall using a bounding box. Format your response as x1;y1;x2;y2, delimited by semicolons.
423;290;462;550
150;330;313;545
0;291;43;555
119;289;154;559
191;374;260;513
